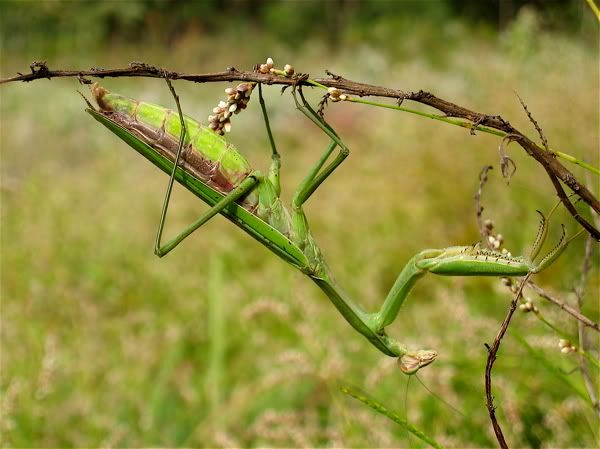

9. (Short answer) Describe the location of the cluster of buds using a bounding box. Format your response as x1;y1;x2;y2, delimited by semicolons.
258;57;294;77
519;298;538;313
501;276;518;293
327;87;349;102
208;82;255;135
484;219;504;250
558;339;577;354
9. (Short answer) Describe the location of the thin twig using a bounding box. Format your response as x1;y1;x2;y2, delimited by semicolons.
516;93;549;152
485;273;532;449
497;134;519;182
574;234;599;415
475;165;494;246
1;61;598;239
527;282;599;333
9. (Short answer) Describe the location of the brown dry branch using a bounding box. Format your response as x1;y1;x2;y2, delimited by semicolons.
485;272;532;449
573;204;600;415
526;281;599;332
1;61;598;240
475;165;495;245
474;166;599;447
574;235;599;415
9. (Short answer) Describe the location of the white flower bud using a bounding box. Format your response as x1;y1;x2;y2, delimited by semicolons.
284;64;294;76
224;122;232;133
225;87;236;95
229;103;238;113
558;339;569;348
266;57;274;68
339;94;348;101
561;347;572;354
259;64;269;74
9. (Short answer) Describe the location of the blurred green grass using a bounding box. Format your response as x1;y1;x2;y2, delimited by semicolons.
1;5;599;448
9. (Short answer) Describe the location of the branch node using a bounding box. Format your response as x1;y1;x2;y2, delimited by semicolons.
30;61;50;80
325;69;341;80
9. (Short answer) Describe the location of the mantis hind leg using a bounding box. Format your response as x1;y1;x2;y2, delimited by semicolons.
153;78;259;257
154;174;259;257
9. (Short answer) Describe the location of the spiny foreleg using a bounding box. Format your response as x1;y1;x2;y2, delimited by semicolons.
368;209;581;374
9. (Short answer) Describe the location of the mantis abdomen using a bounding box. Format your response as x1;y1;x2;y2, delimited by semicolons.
91;83;294;239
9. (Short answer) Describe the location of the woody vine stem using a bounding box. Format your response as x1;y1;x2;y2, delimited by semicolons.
1;60;598;240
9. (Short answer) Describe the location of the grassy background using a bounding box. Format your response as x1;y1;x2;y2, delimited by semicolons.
1;1;599;447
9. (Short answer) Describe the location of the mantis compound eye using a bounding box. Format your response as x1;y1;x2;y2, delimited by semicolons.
398;350;438;375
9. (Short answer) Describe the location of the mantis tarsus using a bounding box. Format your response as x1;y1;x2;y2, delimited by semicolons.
85;76;576;374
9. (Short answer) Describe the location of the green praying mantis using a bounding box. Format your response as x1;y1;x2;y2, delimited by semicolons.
83;68;577;375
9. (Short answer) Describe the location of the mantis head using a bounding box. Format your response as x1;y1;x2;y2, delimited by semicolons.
398;350;438;374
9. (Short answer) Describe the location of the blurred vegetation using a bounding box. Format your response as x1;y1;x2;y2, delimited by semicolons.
1;0;599;447
1;0;598;56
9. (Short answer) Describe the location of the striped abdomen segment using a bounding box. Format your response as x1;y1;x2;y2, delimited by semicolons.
91;84;254;197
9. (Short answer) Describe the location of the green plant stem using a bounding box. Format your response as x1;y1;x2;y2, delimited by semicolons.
581;349;600;370
305;78;329;90
347;97;600;176
532;310;600;370
535;310;569;338
341;386;445;449
586;0;600;21
304;78;599;176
